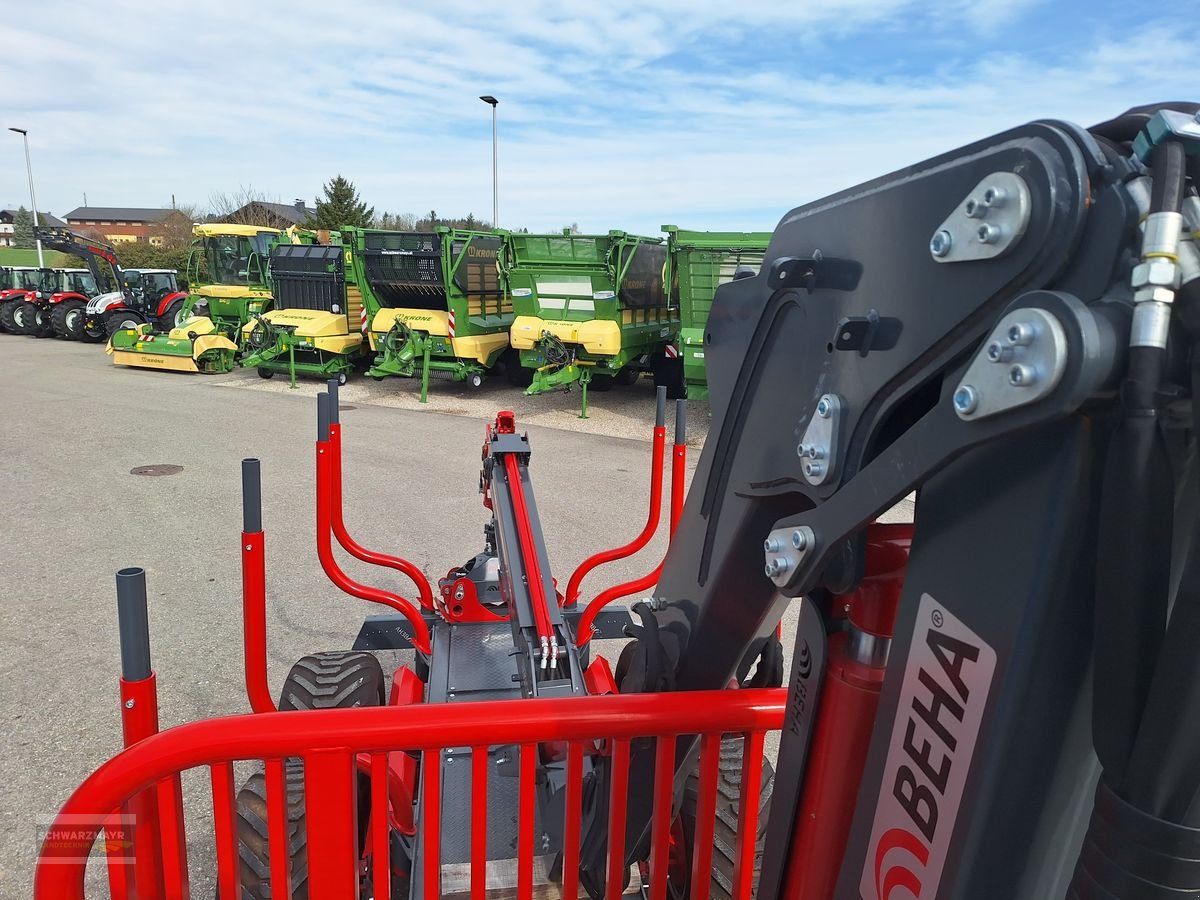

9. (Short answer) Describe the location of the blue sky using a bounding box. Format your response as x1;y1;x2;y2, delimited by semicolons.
3;0;1196;236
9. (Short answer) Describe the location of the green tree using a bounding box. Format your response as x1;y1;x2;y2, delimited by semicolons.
12;207;34;248
308;175;374;230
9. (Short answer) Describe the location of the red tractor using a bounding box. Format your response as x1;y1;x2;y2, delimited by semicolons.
89;268;188;339
31;102;1200;899
0;265;55;333
28;227;188;341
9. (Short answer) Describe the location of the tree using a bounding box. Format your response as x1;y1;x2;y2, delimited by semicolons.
150;201;202;248
207;186;283;226
373;211;417;231
12;207;33;248
308;176;374;230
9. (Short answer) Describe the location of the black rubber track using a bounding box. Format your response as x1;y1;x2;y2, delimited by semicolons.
679;736;775;900
236;761;308;900
235;651;386;900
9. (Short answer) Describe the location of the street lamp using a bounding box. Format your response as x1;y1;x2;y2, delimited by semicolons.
479;96;498;228
8;127;44;267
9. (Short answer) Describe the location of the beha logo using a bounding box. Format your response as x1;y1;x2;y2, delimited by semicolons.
860;595;996;900
796;640;812;679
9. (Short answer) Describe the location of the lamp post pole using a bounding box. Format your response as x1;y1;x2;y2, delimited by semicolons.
479;96;499;228
9;127;44;267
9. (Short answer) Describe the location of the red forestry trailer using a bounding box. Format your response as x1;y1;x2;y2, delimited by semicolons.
33;101;1200;899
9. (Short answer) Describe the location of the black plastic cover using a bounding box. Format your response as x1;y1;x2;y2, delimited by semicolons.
270;244;345;313
618;242;667;309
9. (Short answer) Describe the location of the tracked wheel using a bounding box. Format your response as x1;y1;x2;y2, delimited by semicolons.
13;301;38;335
30;304;56;337
675;736;774;900
51;300;86;340
80;313;107;343
503;349;535;388
614;366;641;387
236;651;394;899
159;298;187;331
105;309;148;337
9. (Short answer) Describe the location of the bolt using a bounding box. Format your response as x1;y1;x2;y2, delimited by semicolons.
965;198;986;218
773;557;792;575
764;536;782;553
804;461;825;478
982;186;1005;207
796;443;809;458
977;223;1001;244
791;529;808;551
986;341;1013;363
244;544;252;551
816;396;833;418
447;756;455;765
1007;322;1034;346
930;230;953;257
124;699;135;709
764;563;775;577
1009;364;1036;387
804;445;826;460
953;385;979;414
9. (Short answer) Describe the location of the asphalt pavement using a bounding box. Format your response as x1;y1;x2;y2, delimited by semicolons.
0;334;911;897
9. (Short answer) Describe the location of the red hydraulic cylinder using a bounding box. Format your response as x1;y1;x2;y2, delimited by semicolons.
782;523;913;900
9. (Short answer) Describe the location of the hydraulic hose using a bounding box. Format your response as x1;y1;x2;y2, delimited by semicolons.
1071;130;1197;897
1091;139;1187;780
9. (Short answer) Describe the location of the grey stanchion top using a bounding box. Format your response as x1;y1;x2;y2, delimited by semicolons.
242;458;262;533
655;386;667;427
327;379;340;424
317;392;330;441
115;567;152;681
675;399;687;445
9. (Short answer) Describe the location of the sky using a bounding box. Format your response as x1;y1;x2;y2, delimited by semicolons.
3;0;1197;236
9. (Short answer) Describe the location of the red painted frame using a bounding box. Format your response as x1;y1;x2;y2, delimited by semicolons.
34;689;785;900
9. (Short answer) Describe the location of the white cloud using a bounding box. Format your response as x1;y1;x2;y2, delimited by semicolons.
1;1;1194;236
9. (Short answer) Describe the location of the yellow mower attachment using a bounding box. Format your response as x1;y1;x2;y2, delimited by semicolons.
107;319;238;374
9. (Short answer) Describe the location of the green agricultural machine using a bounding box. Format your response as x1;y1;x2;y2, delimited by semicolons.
240;231;366;386
107;223;284;374
503;229;680;414
357;226;512;400
662;225;771;401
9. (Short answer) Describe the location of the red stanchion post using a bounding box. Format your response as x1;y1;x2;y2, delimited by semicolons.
114;567;181;899
565;387;668;607
240;458;276;715
326;379;435;610
315;393;432;654
576;399;687;644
